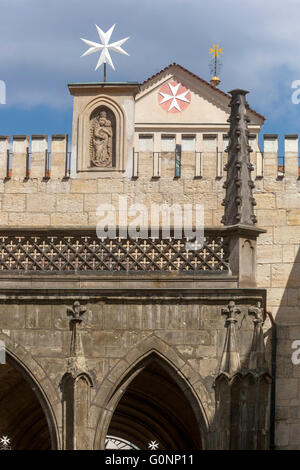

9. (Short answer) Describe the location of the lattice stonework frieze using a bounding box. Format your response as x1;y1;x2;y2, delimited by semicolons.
0;232;229;274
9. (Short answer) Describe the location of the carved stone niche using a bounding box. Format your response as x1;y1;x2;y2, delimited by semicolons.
69;83;139;177
89;106;116;168
77;96;125;174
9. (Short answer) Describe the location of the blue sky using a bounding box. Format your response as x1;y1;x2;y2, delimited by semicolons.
1;0;300;154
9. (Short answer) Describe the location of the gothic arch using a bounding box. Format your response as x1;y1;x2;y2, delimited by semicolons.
93;335;210;450
0;332;60;449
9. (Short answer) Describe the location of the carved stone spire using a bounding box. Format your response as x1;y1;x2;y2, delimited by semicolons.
62;300;93;450
67;300;87;358
66;300;88;375
248;301;268;372
219;300;241;375
222;89;257;226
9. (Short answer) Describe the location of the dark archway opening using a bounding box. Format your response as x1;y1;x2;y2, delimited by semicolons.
0;358;52;450
107;359;202;450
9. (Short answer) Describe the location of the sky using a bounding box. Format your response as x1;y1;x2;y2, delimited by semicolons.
1;0;300;154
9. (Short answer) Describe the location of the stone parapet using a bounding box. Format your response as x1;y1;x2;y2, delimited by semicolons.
0;132;299;179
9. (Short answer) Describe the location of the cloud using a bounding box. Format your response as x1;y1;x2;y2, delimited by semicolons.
0;0;300;130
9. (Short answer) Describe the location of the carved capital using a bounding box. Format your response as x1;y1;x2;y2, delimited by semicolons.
67;301;87;323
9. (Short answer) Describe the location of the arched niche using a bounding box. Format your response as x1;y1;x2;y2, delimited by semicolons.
94;351;207;450
77;95;125;174
0;351;59;450
241;239;255;285
89;106;116;168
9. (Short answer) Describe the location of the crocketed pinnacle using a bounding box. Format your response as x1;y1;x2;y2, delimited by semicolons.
221;89;257;225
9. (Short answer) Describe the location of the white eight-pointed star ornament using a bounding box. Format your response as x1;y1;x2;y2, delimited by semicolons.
148;440;159;450
0;436;10;447
81;24;129;71
158;80;191;113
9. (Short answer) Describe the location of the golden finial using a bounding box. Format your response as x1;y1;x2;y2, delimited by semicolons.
209;44;223;87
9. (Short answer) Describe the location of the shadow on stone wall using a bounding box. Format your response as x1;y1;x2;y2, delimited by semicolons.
270;245;300;450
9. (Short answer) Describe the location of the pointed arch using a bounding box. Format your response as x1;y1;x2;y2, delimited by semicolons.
0;332;60;449
93;335;210;449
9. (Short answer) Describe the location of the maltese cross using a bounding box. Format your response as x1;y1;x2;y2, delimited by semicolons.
81;24;129;72
0;436;10;447
159;81;191;113
148;440;159;450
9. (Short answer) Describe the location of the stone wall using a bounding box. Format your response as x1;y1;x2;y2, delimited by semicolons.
0;133;299;321
0;131;299;448
0;290;268;449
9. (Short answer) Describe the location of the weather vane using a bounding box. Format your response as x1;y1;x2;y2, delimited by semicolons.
209;44;223;87
80;24;129;82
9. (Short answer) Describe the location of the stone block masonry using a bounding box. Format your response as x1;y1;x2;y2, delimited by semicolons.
0;129;299;449
0;133;299;323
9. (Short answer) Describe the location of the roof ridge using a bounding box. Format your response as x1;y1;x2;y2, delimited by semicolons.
141;63;265;122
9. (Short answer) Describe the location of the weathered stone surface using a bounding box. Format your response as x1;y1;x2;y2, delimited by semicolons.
257;263;271;287
26;194;56;212
50;213;88;225
2;194;25;212
8;212;50;226
276;193;300;210
255;193;276;209
257;245;282;263
276;379;299;401
256;209;286;226
71;179;97;194
287;210;300;226
56;194;84;213
3;67;300;450
84;193;112;212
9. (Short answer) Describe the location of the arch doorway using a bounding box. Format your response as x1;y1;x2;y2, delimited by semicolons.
0;354;55;450
106;358;203;450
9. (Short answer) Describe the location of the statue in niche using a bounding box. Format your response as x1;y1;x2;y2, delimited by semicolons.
90;109;114;167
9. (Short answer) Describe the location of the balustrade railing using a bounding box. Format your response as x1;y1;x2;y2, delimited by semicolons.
0;229;229;274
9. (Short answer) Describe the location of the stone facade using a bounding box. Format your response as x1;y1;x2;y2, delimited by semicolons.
0;63;298;449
